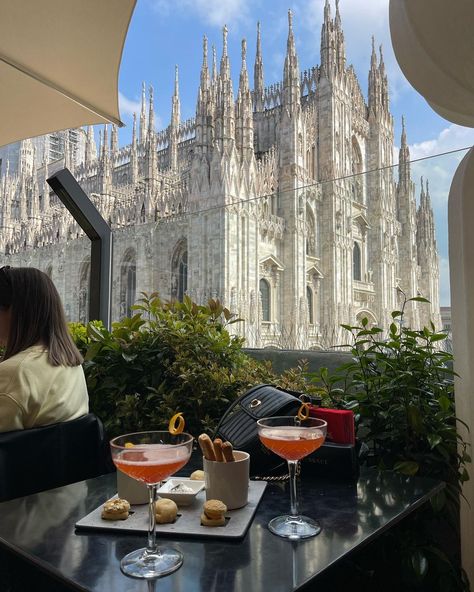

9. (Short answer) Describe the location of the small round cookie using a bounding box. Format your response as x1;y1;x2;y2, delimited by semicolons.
203;499;227;520
190;470;205;481
101;498;130;521
155;498;178;524
201;512;225;527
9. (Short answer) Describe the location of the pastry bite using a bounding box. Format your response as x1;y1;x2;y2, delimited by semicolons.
201;499;227;527
200;512;226;527
155;498;178;524
190;469;205;481
101;498;131;521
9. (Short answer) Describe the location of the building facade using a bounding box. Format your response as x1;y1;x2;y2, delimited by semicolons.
0;2;440;348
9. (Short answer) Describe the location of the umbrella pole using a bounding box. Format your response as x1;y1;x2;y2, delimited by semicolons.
47;168;112;329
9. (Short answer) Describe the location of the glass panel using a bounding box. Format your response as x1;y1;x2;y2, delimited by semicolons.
0;150;464;352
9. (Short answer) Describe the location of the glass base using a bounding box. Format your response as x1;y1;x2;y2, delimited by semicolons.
120;546;183;579
268;515;321;540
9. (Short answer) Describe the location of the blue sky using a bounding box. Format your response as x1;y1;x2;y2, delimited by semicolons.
116;0;474;306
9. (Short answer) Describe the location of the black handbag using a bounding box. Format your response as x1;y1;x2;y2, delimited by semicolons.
214;384;304;476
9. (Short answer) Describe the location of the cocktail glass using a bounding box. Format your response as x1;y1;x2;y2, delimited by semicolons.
257;416;327;539
110;431;193;578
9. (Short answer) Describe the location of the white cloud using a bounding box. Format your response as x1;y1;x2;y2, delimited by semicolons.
410;124;474;160
148;0;252;28
119;92;141;118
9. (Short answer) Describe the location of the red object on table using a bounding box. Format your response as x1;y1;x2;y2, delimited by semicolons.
309;406;355;445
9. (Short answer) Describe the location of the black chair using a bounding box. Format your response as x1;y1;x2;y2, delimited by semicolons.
0;413;114;502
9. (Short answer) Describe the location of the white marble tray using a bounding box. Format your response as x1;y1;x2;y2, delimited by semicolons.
75;481;267;540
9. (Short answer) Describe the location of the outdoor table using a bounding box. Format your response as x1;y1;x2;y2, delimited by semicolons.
0;466;443;592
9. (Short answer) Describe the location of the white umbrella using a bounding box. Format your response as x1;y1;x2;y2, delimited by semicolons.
389;0;474;127
0;0;136;148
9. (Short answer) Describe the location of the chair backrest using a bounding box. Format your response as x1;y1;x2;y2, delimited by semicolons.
0;413;114;502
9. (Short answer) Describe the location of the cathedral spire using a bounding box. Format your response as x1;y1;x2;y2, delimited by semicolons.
102;125;108;160
212;44;218;82
335;0;346;71
132;113;137;148
172;65;181;128
379;44;389;108
370;36;377;70
283;9;300;112
217;24;235;151
398;116;411;190
253;21;264;112
131;113;138;184
169;65;181;170
368;36;380;112
147;85;155;141
335;0;341;27
236;38;254;159
321;0;345;76
417;176;436;249
139;81;147;144
401;115;407;147
200;35;210;91
220;24;231;80
111;124;118;155
85;125;95;168
239;38;249;93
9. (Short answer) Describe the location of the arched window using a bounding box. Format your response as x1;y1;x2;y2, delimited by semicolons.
78;259;90;324
259;278;271;322
171;239;188;302
120;249;137;317
306;207;316;256
352;137;364;202
307;286;314;325
353;242;362;281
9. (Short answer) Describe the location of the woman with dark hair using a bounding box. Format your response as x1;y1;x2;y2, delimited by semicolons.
0;266;88;432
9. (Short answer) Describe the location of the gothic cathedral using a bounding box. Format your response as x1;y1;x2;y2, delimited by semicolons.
0;2;440;349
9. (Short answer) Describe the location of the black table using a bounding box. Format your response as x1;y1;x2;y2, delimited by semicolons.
0;468;443;592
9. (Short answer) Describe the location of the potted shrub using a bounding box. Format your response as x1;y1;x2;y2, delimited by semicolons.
309;295;470;591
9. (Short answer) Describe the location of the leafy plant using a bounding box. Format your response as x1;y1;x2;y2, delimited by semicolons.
308;295;470;591
76;293;273;438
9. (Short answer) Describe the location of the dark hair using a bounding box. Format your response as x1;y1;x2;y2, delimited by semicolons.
0;266;83;366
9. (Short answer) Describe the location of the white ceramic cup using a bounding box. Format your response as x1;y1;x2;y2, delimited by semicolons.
116;469;149;505
203;450;250;510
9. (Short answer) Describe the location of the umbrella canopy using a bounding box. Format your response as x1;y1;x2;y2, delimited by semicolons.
389;0;474;127
0;0;136;148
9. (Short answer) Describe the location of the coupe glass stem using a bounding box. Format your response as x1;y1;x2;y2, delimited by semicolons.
146;484;158;554
288;460;299;518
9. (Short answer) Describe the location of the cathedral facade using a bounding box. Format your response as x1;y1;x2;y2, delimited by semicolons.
0;2;440;349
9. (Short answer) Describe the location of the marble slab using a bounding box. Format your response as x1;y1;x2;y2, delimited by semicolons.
75;480;267;540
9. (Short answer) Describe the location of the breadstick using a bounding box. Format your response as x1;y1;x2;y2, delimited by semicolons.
221;441;235;462
213;438;224;462
198;433;216;461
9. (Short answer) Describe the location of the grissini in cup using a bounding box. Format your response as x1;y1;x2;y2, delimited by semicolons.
198;434;216;461
221;441;235;462
213;438;224;462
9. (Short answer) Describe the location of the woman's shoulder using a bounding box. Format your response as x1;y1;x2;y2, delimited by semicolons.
0;345;48;374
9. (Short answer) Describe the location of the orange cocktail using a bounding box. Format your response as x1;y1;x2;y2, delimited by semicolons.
114;445;190;484
259;426;325;461
109;431;193;579
257;416;327;540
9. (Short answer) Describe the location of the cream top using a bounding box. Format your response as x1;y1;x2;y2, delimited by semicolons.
0;345;89;432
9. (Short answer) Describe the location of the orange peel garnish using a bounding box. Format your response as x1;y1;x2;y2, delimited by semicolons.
297;403;310;421
169;412;185;435
124;442;135;448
